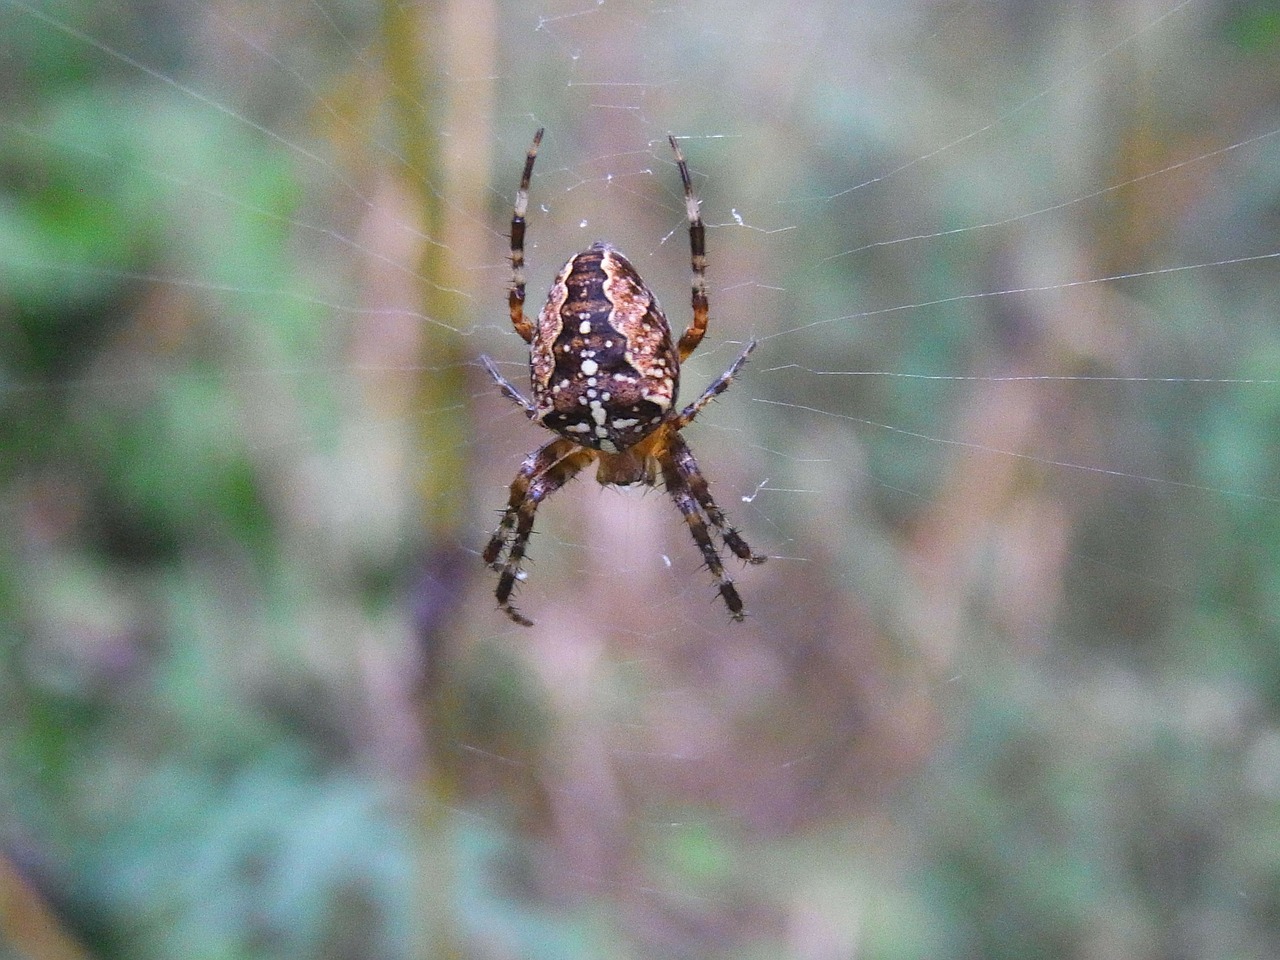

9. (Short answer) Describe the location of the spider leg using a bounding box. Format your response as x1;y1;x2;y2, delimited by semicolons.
484;436;578;568
660;453;749;621
668;135;709;362
669;432;767;565
675;339;758;428
509;128;544;345
494;447;594;627
480;354;536;418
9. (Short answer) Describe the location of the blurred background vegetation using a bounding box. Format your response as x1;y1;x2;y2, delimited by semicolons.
2;0;1280;957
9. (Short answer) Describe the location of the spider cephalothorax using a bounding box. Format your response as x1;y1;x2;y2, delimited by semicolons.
481;129;764;626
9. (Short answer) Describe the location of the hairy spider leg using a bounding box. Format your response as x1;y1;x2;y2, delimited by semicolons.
675;339;758;428
668;432;767;566
480;354;536;418
494;448;595;626
483;437;578;568
669;135;709;362
509;128;544;344
660;453;748;621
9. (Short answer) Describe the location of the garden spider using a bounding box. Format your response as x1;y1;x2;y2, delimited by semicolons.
481;129;765;626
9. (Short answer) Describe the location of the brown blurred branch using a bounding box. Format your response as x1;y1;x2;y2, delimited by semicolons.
0;853;94;960
379;1;496;957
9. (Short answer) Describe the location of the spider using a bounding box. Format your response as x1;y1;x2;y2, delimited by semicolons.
480;129;765;627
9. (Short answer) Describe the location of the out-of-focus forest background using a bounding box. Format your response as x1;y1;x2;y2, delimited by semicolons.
3;0;1279;957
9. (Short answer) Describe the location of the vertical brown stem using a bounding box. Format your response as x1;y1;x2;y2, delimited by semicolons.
379;2;495;957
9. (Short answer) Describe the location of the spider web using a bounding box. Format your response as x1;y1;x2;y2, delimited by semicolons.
3;0;1279;957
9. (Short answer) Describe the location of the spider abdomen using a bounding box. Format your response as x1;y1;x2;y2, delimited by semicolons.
531;242;680;453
